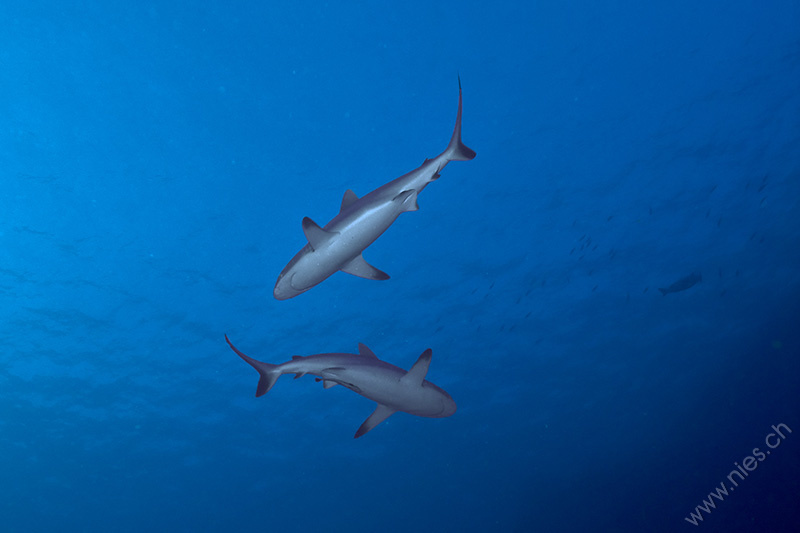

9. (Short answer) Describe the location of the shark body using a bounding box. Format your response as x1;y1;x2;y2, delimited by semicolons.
225;335;456;438
273;81;476;300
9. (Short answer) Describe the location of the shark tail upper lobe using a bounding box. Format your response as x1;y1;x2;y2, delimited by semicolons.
444;81;476;162
225;335;280;397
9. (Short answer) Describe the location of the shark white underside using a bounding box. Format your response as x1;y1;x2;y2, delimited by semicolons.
225;335;456;438
274;80;476;300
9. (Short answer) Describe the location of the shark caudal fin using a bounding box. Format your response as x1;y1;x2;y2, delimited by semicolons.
443;76;477;162
225;335;280;397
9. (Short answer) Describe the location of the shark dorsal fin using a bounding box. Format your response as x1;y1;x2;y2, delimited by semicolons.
354;404;396;439
341;254;390;281
400;348;432;386
357;343;378;358
340;189;359;212
302;217;337;251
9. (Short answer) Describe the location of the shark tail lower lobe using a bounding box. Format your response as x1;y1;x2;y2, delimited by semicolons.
447;135;477;162
225;335;281;397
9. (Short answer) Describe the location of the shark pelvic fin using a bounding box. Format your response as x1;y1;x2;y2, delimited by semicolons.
340;189;359;212
357;343;378;358
341;254;390;280
392;189;419;212
302;217;338;251
400;348;433;386
355;404;396;439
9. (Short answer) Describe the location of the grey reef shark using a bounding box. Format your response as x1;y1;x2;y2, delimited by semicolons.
225;336;456;438
658;272;702;296
273;79;476;300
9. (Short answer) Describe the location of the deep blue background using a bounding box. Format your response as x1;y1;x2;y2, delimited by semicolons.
2;1;798;531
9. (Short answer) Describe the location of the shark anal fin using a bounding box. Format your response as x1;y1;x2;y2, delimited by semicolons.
354;404;396;438
341;254;390;280
340;189;359;212
392;189;419;212
357;343;378;358
315;378;339;389
400;348;433;386
302;217;338;251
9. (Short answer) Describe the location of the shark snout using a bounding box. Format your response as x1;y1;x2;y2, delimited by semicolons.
274;272;299;300
440;394;457;417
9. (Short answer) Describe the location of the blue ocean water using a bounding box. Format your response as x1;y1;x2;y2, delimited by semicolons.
2;1;799;531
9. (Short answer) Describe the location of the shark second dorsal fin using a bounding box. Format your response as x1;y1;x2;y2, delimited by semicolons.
302;217;337;251
357;343;378;358
340;189;359;212
340;254;390;281
354;404;396;439
400;349;433;386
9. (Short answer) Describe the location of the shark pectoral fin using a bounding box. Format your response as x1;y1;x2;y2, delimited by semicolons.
400;348;433;386
392;189;419;212
340;189;359;212
302;217;338;251
341;254;390;281
354;404;396;439
357;343;378;358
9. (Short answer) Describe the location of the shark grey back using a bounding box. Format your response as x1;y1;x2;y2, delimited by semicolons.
225;335;456;438
274;80;476;300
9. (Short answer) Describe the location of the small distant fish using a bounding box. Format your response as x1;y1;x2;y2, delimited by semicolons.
658;272;702;296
